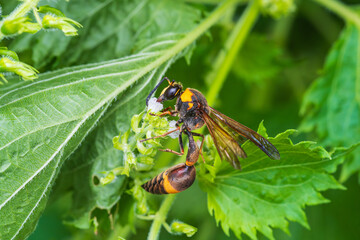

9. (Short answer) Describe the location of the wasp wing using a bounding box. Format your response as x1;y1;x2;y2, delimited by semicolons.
209;107;280;160
201;110;246;169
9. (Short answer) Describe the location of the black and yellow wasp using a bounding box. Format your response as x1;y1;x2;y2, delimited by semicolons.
141;77;280;194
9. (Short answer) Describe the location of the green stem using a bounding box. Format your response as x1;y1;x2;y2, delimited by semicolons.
32;7;42;25
300;1;341;43
206;0;260;106
137;0;237;80
147;194;176;240
313;0;360;29
0;0;41;41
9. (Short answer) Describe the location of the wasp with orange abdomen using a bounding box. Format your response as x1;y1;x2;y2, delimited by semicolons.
140;77;280;194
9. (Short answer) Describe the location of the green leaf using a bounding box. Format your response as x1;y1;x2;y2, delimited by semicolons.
300;24;360;182
0;0;235;237
9;0;202;69
60;62;173;229
198;123;344;240
37;5;66;17
0;34;188;239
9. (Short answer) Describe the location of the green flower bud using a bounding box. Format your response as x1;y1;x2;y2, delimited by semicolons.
136;141;154;156
42;15;82;36
126;152;136;165
171;221;197;237
1;17;41;35
260;0;295;19
100;171;115;185
0;47;19;61
111;167;124;175
138;156;154;165
121;130;130;144
121;165;130;177
131;113;144;133
132;183;148;215
113;135;124;150
136;162;154;171
0;57;38;80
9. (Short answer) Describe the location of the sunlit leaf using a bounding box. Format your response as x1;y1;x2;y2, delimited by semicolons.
199;123;344;240
9;0;201;69
300;24;360;182
59;62;174;229
0;28;200;239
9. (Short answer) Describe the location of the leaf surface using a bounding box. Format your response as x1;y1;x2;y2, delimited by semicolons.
0;32;200;240
9;0;201;69
300;24;360;182
199;123;344;240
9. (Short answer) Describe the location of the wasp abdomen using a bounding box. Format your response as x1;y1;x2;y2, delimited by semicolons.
142;163;196;194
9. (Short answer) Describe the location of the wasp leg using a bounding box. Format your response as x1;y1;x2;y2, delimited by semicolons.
189;132;205;155
149;106;173;116
193;132;205;163
140;127;180;143
158;149;183;155
196;140;205;163
142;163;196;194
161;106;174;112
158;128;185;156
150;109;178;117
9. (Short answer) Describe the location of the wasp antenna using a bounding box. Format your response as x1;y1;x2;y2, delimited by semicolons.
165;77;171;84
146;77;169;106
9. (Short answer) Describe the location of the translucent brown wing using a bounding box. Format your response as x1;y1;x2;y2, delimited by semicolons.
201;110;246;169
209;107;280;160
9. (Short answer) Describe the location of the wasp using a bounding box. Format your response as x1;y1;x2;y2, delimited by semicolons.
140;77;280;194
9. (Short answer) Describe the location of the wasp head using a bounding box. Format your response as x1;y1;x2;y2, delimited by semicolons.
157;81;183;103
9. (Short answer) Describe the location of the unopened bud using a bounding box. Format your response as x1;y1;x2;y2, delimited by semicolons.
0;57;38;80
171;221;197;237
260;0;295;18
42;15;82;36
1;17;41;35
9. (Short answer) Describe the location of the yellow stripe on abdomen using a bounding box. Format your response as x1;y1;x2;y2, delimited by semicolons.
163;174;180;193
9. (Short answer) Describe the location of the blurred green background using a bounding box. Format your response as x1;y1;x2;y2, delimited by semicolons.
1;0;359;239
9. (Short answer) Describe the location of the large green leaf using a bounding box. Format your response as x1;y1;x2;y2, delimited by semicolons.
9;0;201;69
0;0;236;237
0;51;157;240
198;123;344;240
0;34;195;240
300;24;360;182
57;61;174;229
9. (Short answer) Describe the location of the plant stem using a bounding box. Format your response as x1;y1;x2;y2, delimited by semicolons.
0;0;41;41
137;0;237;80
313;0;360;29
206;0;260;106
147;194;176;240
32;7;42;25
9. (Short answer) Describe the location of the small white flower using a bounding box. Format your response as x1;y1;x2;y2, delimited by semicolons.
168;120;180;139
147;97;163;113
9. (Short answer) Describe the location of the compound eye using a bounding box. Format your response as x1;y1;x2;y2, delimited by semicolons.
164;86;179;100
